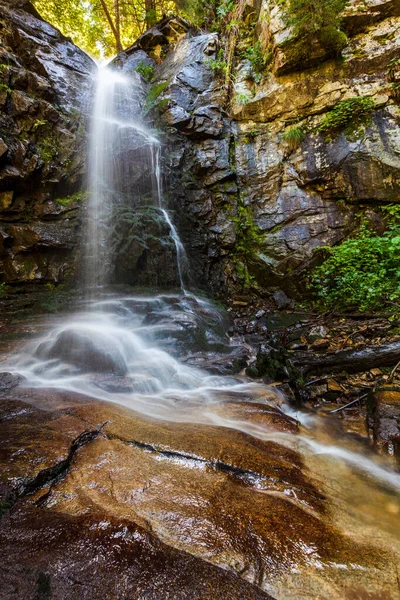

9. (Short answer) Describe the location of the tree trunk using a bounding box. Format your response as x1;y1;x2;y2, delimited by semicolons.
99;0;122;53
290;341;400;375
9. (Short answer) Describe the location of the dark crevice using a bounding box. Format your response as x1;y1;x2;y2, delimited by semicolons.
108;433;325;505
3;421;110;513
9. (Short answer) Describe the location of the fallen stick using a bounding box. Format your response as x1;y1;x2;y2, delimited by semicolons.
329;393;369;414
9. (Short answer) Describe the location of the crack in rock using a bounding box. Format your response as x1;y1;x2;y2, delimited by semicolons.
13;421;110;507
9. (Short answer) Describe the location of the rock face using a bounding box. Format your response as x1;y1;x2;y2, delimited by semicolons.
0;0;95;286
121;1;400;299
0;386;399;599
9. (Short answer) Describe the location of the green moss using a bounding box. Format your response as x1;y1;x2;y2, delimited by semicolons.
0;82;11;94
318;96;375;141
231;202;264;289
56;191;86;207
39;134;58;164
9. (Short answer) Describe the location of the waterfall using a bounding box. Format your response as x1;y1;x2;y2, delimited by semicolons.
86;66;188;292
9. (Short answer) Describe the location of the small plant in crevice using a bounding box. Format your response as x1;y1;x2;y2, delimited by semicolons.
282;125;305;150
205;48;228;77
144;81;170;114
240;41;271;83
387;57;400;102
0;82;11;94
135;62;155;83
317;96;375;142
243;128;258;143
234;91;252;105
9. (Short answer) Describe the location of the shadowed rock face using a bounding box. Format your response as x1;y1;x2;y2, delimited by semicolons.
0;0;95;286
117;3;400;299
0;388;399;600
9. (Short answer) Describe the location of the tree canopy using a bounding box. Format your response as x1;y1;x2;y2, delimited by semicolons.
33;0;179;58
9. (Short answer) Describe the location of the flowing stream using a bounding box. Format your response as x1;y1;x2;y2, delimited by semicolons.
3;66;400;599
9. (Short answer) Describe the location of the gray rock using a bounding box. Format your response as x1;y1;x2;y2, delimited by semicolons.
273;291;293;310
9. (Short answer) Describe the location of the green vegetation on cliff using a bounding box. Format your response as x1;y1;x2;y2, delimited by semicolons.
311;209;400;311
285;0;348;60
318;96;375;141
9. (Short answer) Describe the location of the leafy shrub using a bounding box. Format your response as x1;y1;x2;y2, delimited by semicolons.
317;96;375;141
135;62;154;83
282;125;305;150
310;221;400;311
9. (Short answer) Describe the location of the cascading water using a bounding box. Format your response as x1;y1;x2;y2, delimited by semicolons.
86;67;188;292
3;65;400;599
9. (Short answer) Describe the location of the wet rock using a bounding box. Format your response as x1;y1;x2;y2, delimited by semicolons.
0;390;398;599
36;329;128;375
367;386;400;462
0;372;24;391
309;325;329;340
0;0;95;287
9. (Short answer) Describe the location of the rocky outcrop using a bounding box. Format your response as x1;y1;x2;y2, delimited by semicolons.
0;385;399;599
0;0;95;286
124;1;400;300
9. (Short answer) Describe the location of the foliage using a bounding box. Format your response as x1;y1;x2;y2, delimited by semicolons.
39;135;58;164
240;41;271;83
33;0;178;58
232;203;263;288
234;91;251;105
282;125;305;150
317;96;375;141
205;49;228;76
136;62;155;82
144;80;170;114
310;217;400;311
0;282;7;296
56;191;85;207
284;0;348;61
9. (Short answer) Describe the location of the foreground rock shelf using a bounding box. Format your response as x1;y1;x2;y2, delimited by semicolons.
0;384;399;599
